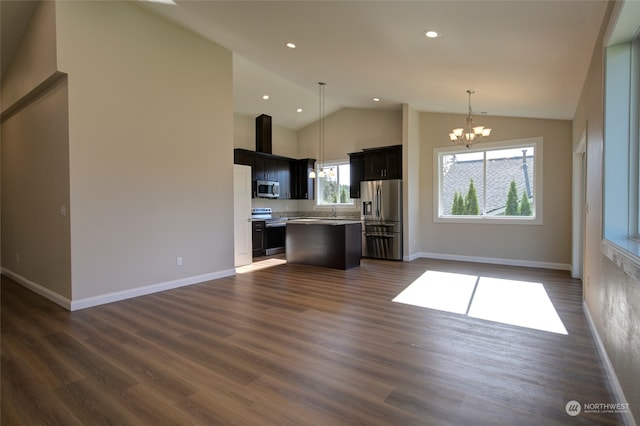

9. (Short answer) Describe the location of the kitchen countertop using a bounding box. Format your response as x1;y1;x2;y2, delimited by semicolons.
287;218;363;226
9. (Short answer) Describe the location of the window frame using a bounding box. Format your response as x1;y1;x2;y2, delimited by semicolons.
433;137;543;225
603;31;640;253
315;159;355;207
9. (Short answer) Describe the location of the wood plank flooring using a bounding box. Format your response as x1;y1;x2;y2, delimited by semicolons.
1;258;625;425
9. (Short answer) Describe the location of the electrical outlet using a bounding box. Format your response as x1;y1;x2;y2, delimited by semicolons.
177;257;183;266
16;252;20;262
60;205;66;216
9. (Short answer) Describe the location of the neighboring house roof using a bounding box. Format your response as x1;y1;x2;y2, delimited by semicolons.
442;154;534;215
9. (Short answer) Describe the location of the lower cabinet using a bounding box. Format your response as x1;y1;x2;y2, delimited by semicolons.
252;221;265;257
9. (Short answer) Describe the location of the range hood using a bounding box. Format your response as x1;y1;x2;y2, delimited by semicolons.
256;114;272;154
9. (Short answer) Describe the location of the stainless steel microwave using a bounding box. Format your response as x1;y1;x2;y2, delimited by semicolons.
256;180;280;198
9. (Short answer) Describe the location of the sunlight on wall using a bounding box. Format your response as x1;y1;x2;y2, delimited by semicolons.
393;270;568;335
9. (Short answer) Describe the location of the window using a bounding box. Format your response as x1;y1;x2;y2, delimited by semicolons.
603;31;640;249
317;161;353;206
434;137;543;224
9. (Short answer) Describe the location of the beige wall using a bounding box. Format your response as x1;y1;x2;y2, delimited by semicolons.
297;107;403;161
574;1;640;420
1;1;71;300
234;112;298;158
55;1;234;301
296;107;402;213
418;113;573;268
1;1;57;109
1;76;71;299
403;104;421;259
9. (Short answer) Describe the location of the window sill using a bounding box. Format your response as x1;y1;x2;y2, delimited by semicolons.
602;238;640;282
434;215;542;225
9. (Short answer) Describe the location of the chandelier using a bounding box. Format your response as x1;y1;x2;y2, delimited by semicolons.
449;90;491;148
309;82;326;178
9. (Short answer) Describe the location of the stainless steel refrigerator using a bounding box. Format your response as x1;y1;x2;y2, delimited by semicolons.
361;179;403;260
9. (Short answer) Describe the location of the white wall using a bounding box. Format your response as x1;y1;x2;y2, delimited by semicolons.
418;113;573;269
55;1;235;302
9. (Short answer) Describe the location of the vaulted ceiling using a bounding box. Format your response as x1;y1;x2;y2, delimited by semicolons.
2;1;609;129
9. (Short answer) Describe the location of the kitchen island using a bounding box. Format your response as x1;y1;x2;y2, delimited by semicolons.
286;219;362;270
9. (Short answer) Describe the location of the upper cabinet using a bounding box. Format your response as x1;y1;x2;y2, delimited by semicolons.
362;145;402;180
349;145;402;197
290;158;315;200
233;148;314;200
348;152;364;198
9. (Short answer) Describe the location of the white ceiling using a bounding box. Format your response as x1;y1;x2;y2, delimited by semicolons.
2;1;609;130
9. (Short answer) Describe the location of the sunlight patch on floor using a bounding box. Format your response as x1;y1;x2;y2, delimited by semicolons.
393;270;568;335
236;258;287;274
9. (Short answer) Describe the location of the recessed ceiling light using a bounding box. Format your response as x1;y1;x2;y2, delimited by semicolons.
286;42;296;49
297;108;303;113
262;95;269;100
373;98;380;102
425;30;440;39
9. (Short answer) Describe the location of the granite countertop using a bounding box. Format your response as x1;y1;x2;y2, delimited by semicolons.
287;218;362;226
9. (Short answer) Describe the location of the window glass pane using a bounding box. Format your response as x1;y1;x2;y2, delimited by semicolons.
317;163;353;205
486;146;535;217
436;138;541;224
441;152;484;216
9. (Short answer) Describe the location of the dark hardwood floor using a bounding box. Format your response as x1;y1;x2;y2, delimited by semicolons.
1;258;625;425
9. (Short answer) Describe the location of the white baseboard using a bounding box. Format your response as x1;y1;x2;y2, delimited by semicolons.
1;267;236;312
583;301;637;426
410;251;571;271
1;268;72;310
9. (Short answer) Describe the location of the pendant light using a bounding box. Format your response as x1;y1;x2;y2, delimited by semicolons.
309;82;326;178
449;90;492;149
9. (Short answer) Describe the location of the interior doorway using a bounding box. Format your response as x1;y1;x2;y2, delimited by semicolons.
571;130;587;279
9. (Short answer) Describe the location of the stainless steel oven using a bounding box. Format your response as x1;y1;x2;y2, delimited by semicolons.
265;222;286;255
252;208;286;256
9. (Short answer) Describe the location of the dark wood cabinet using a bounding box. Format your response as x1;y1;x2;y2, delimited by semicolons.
286;222;362;270
277;159;291;199
348;152;364;198
253;155;278;181
363;145;402;180
255;114;272;154
252;220;265;257
234;149;254;168
291;158;315;200
233;148;314;200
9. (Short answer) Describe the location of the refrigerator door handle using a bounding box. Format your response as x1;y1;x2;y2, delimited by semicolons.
376;185;381;217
